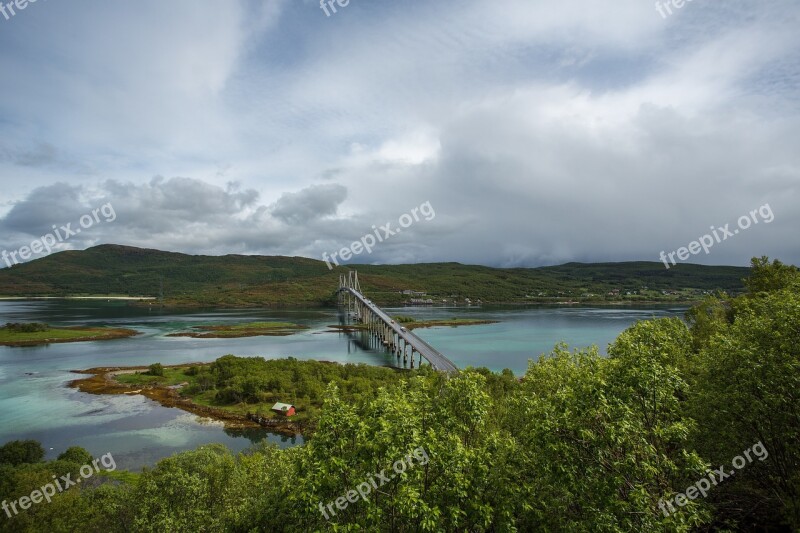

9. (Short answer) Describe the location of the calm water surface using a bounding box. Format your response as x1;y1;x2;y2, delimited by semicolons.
0;300;685;469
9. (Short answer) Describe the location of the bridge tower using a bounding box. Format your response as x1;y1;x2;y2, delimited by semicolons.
338;271;363;319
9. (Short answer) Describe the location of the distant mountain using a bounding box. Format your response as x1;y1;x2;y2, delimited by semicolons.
0;245;749;307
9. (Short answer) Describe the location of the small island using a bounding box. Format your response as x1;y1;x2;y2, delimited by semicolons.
166;321;308;339
0;322;138;347
70;356;419;436
393;316;499;330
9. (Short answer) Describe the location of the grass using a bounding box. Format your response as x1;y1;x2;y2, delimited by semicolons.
166;321;308;338
403;318;499;330
115;367;191;387
0;324;138;346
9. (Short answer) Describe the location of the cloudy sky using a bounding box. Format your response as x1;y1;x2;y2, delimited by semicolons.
0;0;798;268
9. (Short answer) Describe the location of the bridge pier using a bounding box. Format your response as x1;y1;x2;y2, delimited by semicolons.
338;271;458;374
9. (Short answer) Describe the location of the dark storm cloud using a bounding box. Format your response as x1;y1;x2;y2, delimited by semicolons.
271;184;347;224
1;183;85;235
0;178;361;263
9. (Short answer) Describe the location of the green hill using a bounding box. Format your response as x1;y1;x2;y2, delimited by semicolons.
0;244;749;307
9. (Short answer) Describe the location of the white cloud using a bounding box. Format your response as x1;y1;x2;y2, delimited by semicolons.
0;0;798;267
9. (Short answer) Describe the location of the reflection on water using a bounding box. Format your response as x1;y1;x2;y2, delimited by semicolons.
0;300;684;469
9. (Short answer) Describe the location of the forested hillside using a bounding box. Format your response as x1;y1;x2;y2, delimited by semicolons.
0;245;749;307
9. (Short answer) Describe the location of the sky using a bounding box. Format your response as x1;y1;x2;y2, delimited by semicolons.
0;0;798;268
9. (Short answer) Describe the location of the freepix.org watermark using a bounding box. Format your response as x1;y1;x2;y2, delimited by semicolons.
318;446;429;520
0;0;42;23
2;452;117;519
1;203;116;268
659;203;774;270
322;201;435;270
655;0;695;19
658;441;768;517
320;0;351;17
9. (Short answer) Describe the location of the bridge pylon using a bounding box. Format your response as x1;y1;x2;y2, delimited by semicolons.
335;270;458;374
338;270;362;319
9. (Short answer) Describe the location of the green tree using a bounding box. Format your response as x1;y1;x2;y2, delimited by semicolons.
0;440;44;466
743;256;799;294
684;292;731;352
56;447;93;466
510;342;708;531
692;284;800;528
126;444;236;532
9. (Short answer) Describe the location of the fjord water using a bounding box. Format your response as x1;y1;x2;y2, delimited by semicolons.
0;300;684;469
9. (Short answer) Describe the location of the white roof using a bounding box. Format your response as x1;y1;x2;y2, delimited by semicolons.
271;403;294;411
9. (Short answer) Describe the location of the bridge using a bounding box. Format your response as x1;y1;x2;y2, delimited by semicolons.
337;271;459;374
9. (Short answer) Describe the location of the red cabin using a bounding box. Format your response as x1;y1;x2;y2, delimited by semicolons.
271;403;296;417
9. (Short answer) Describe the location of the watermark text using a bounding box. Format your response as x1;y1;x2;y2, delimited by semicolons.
1;203;116;268
2;452;116;519
322;201;435;270
659;203;774;269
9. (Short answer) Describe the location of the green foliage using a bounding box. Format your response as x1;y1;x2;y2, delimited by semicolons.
509;343;707;531
147;363;164;377
56;447;93;465
684;292;732;352
742;256;799;294
690;279;800;528
193;356;413;419
0;440;44;466
0;452;103;533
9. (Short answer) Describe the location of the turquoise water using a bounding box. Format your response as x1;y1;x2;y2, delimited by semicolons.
0;300;685;469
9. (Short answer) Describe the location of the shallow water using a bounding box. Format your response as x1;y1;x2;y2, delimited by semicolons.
0;300;684;469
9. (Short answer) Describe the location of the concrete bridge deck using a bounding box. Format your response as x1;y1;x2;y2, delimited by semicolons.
338;272;458;374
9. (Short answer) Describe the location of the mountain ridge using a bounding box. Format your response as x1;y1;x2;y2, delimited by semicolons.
0;244;750;307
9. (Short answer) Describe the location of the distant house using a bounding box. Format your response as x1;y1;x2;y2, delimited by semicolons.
271;403;296;417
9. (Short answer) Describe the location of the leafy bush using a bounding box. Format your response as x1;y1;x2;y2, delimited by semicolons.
0;440;45;466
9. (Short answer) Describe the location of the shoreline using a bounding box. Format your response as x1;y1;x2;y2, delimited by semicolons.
1;327;139;347
0;296;156;301
165;322;309;339
68;365;306;437
0;296;708;308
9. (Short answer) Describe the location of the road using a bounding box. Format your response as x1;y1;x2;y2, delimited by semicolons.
341;288;459;374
